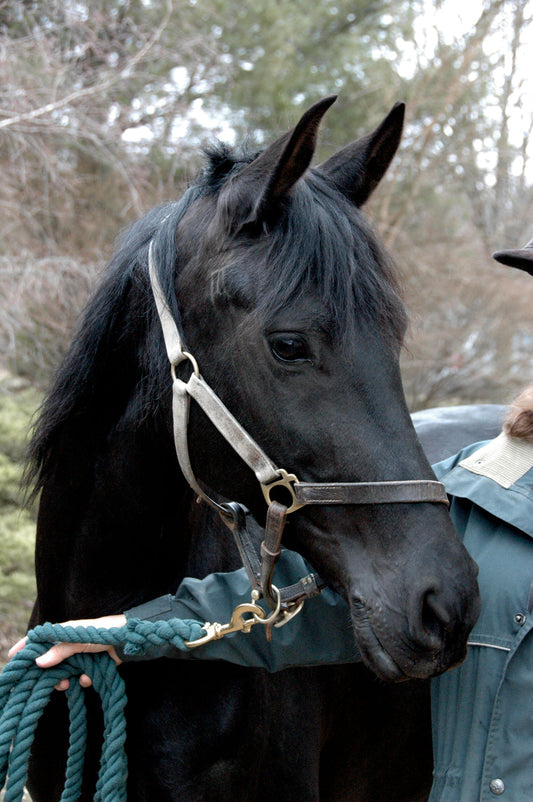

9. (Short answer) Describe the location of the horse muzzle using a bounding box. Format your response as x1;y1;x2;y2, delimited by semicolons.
349;574;480;681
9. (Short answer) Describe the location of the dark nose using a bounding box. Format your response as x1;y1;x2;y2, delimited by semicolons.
411;579;480;659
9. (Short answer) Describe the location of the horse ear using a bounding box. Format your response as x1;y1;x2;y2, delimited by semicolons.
219;95;336;231
318;102;405;207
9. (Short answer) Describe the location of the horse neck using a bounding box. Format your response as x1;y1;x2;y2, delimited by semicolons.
32;246;245;620
34;396;246;621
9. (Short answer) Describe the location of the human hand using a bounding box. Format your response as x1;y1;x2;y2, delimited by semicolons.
8;614;127;691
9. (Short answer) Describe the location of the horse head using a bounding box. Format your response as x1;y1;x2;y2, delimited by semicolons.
146;96;480;682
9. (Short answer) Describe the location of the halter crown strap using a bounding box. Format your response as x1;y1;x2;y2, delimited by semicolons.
149;241;187;367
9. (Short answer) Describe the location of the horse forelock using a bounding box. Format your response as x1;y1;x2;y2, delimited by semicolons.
166;144;407;350
200;159;407;345
281;174;406;344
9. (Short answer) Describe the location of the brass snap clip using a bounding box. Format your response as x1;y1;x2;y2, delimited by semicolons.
185;601;266;649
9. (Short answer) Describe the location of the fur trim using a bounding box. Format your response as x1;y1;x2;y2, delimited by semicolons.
504;385;533;443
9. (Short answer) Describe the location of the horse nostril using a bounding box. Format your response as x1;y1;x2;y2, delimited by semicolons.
420;589;453;644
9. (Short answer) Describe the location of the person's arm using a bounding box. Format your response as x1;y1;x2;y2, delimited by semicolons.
117;549;360;671
9;550;360;677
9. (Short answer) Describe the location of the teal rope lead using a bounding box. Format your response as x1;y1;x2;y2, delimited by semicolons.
0;617;206;801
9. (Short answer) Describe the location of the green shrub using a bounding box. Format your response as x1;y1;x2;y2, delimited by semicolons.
0;381;40;664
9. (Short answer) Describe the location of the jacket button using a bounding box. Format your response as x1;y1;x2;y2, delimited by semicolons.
514;613;526;625
489;778;505;795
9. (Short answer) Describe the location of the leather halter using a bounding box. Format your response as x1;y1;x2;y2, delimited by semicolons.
148;242;448;608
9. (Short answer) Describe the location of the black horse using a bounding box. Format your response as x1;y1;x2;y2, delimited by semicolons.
27;97;480;801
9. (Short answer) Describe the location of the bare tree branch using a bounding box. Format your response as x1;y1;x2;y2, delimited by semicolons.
0;0;173;130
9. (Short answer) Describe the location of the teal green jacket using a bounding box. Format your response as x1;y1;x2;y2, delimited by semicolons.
429;435;533;802
123;434;533;800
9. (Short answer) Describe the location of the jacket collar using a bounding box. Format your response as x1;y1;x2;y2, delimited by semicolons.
435;433;533;539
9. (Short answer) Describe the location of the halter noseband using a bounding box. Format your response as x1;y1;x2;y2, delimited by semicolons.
148;242;448;612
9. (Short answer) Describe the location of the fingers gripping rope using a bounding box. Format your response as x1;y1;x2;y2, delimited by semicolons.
0;618;206;801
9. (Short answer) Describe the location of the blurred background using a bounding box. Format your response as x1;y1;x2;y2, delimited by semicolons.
1;0;533;659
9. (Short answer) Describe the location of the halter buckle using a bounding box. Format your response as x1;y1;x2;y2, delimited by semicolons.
261;469;304;514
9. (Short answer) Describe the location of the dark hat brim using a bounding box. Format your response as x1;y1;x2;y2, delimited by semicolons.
492;241;533;276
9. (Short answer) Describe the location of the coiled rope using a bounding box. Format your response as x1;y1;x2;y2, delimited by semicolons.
0;617;206;802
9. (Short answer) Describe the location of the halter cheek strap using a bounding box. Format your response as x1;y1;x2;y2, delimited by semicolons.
150;242;283;511
148;242;449;608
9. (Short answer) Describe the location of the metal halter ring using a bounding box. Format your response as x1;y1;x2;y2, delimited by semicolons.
253;587;305;629
252;585;282;626
171;351;200;382
274;599;305;628
261;469;304;514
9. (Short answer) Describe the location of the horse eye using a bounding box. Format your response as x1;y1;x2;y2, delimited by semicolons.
269;334;311;364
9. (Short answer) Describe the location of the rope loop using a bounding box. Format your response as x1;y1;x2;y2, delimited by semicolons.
0;617;206;801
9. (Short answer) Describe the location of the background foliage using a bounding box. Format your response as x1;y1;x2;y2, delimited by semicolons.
0;0;532;658
1;0;532;403
0;378;38;663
